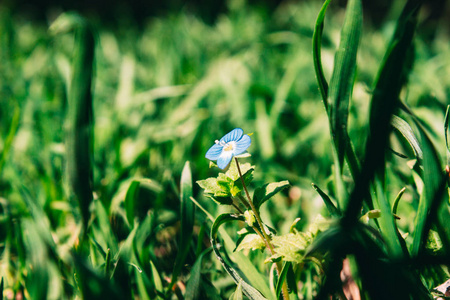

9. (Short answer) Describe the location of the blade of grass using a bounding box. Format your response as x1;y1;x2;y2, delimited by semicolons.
400;106;447;257
124;180;140;228
391;115;423;160
342;0;423;226
0;105;20;177
327;0;362;172
275;262;291;300
191;197;273;299
50;13;95;235
312;0;332;105
211;213;267;300
167;161;195;294
184;247;213;300
311;183;341;217
372;177;405;258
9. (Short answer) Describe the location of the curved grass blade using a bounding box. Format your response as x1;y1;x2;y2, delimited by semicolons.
50;13;95;234
124;180;140;228
327;0;362;170
372;177;405;258
312;0;361;187
312;0;332;105
402;108;447;257
184;248;217;300
343;0;423;225
391;115;423;160
312;183;341;217
191;197;272;298
167;161;195;293
275;262;291;300
211;213;267;300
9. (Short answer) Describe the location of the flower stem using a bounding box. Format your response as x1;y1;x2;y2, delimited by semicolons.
234;157;290;300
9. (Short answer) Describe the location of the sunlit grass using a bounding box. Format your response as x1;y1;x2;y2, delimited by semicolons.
0;0;449;298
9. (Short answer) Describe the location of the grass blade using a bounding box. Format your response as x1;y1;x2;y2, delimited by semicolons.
403;107;447;257
312;183;341;217
391;115;423;160
50;13;95;233
0;106;20;177
211;213;268;300
327;0;362;170
343;0;423;225
312;0;332;104
168;161;195;293
124;180;140;228
275;262;291;300
190;196;273;297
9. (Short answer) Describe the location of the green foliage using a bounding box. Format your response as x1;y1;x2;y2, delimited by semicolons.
253;181;290;210
0;0;449;299
197;160;254;204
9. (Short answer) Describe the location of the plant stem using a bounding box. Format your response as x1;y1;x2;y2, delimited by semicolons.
234;157;290;300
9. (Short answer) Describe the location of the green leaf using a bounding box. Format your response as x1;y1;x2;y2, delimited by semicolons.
407;109;446;257
0;105;20;177
51;12;96;233
197;160;254;205
391;115;423;160
343;0;423;225
211;213;268;300
275;262;291;300
230;281;244;300
185;248;217;300
372;178;405;258
253;181;290;210
311;183;341;217
169;161;195;293
268;232;311;264
226;160;254;182
236;234;266;252
312;0;332;104
125;180;140;228
327;0;362;169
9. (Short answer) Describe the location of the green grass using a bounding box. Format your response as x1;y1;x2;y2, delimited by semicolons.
0;0;449;299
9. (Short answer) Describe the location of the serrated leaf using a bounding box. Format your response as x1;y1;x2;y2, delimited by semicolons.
226;160;254;182
253;181;290;210
236;234;266;252
269;232;311;263
198;161;254;205
197;177;229;197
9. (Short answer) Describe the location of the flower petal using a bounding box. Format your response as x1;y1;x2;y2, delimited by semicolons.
233;134;251;156
217;150;234;169
220;128;243;144
205;144;223;160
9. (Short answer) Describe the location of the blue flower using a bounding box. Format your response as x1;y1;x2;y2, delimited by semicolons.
205;128;251;169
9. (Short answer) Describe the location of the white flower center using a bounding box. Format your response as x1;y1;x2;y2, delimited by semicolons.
216;140;235;152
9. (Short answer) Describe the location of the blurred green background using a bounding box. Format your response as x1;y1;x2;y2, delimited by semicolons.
0;0;449;298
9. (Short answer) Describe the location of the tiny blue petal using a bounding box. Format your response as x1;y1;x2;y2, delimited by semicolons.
205;128;252;169
217;151;234;169
205;143;223;160
233;134;251;155
220;128;243;144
